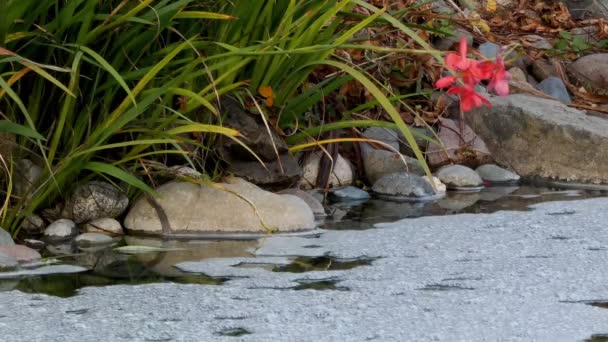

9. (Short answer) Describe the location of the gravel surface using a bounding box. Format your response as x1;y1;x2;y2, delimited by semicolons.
1;198;608;341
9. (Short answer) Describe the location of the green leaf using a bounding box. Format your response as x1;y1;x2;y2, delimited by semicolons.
0;120;45;140
74;45;137;106
83;161;154;194
174;11;234;20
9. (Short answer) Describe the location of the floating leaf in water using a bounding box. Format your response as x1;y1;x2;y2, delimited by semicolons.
113;245;185;254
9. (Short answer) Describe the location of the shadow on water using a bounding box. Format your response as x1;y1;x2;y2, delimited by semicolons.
321;186;607;230
215;327;253;337
235;255;376;273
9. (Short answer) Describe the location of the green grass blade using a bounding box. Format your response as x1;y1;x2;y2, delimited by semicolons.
0;120;45;140
84;161;154;194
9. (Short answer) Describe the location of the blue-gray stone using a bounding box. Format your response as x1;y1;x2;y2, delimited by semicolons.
329;186;370;202
478;42;500;59
537;77;571;104
0;252;18;272
0;228;14;245
0;227;15;245
372;172;442;202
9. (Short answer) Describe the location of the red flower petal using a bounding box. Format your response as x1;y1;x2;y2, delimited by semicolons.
435;75;457;89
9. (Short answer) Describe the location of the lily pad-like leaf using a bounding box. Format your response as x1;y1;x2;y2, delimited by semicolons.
113;245;185;254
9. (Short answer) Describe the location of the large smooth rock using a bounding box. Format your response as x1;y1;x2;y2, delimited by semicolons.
277;189;325;217
372;172;441;202
124;177;315;235
467;94;608;184
299;152;354;189
568;53;608;96
83;217;124;236
0;228;14;245
62;181;129;223
44;219;78;241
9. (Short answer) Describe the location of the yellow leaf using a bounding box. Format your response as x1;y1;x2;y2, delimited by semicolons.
258;85;273;98
265;96;274;107
486;0;496;13
258;85;274;107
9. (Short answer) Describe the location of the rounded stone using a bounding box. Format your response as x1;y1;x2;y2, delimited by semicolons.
299;153;353;189
278;189;325;217
0;245;41;263
62;181;129;223
568;53;608;96
537;77;571;104
44;219;78;241
74;233;114;246
372;172;442;202
422;176;447;194
23;239;46;250
13;159;42;196
475;164;520;184
435;165;484;190
20;214;45;235
478;42;499;59
0;228;14;245
0;252;18;272
83;218;124;236
124;177;316;235
329;186;370;202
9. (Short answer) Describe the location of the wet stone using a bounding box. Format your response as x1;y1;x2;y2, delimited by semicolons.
23;239;45;250
0;245;41;263
329;186;370;202
372;172;441;202
44;219;78;241
435;165;484;190
475;164;520;184
74;233;114;246
537;77;571;104
0;252;18;272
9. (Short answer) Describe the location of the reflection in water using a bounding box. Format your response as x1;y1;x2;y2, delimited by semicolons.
321;186;606;230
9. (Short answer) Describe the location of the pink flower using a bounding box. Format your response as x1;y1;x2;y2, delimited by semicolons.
445;37;472;70
486;56;509;96
434;38;510;112
447;85;491;112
